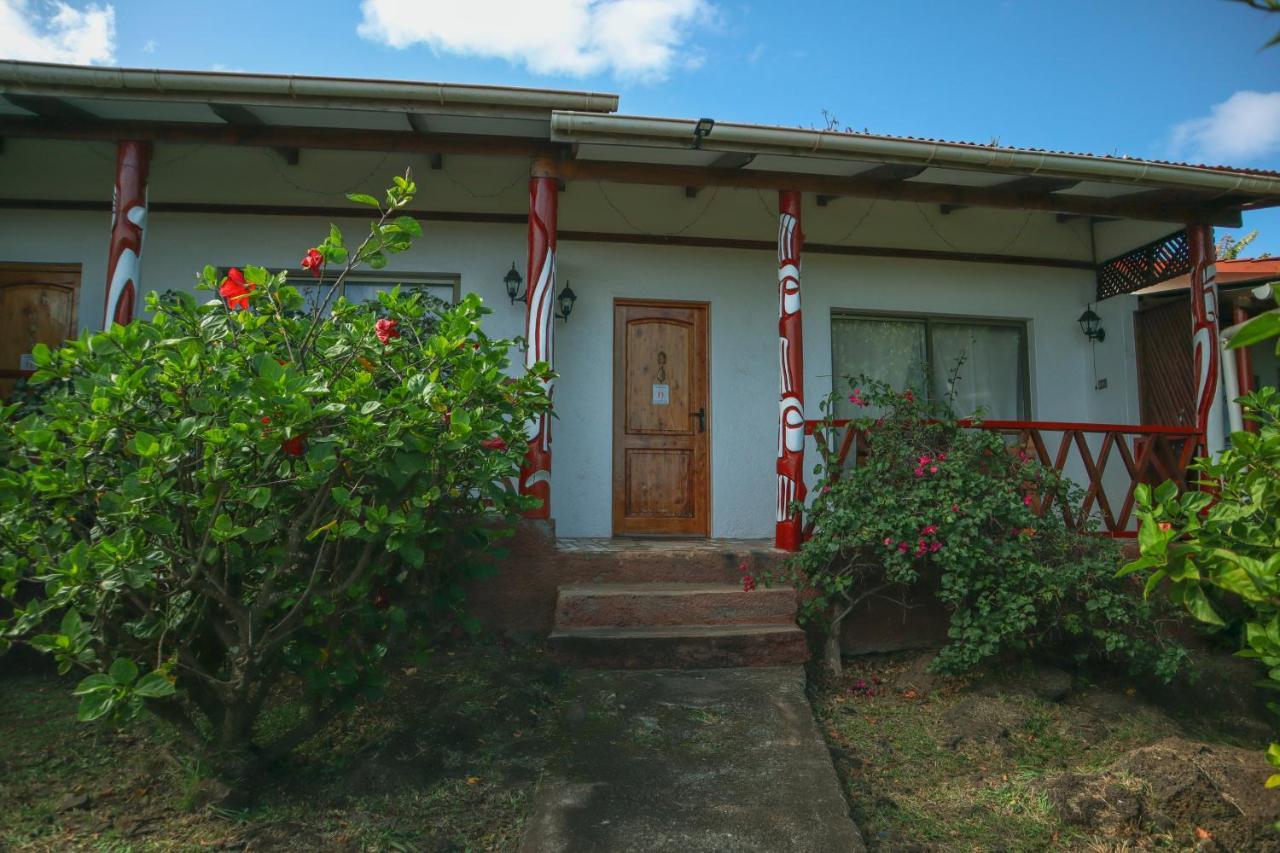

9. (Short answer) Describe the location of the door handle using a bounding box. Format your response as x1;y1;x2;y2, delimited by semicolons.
693;407;706;433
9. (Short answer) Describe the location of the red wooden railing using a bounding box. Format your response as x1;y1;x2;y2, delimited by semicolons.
802;418;1204;538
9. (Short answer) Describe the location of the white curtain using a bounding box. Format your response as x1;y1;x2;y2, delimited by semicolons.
930;323;1025;419
831;317;927;419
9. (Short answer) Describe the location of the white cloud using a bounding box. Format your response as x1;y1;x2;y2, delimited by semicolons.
1169;90;1280;164
142;38;156;54
0;0;115;65
357;0;713;81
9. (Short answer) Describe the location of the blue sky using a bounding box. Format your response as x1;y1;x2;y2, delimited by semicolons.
5;0;1280;255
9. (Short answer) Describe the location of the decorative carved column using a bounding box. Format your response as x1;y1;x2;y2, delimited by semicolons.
776;190;806;550
1188;223;1224;455
520;159;558;518
103;140;150;327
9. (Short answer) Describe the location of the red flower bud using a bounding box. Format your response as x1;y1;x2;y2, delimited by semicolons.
301;248;323;278
281;434;306;457
480;437;508;451
218;267;255;310
375;318;401;345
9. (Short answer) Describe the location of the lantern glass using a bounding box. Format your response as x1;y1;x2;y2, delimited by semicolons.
1077;307;1105;342
504;262;525;303
556;281;577;321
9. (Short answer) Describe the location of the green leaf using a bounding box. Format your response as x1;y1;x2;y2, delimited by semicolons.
1227;312;1280;349
109;658;139;685
346;192;380;208
133;672;176;698
133;431;159;457
77;690;115;722
73;674;117;695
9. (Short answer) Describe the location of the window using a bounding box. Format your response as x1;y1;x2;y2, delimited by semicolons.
831;312;1029;420
294;271;459;314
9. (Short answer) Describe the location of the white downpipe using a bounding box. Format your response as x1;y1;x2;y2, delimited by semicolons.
1220;333;1244;436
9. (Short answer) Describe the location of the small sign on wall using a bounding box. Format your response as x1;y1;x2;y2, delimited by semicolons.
652;383;670;405
19;353;36;371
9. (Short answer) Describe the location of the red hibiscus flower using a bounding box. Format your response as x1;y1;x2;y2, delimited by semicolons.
300;248;323;278
219;268;255;310
281;434;306;457
480;437;508;451
375;318;401;345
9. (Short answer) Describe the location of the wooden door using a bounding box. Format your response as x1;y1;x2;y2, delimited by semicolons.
0;265;81;400
1135;298;1195;426
613;299;710;536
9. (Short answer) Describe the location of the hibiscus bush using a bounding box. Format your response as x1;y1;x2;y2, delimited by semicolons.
1124;385;1280;783
0;174;551;791
763;378;1187;680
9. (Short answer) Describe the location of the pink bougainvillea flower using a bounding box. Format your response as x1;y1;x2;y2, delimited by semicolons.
930;465;938;474
883;537;894;547
914;468;925;477
219;268;255;310
480;436;508;451
918;455;932;466
921;524;938;536
951;503;960;513
281;434;306;457
375;318;401;345
742;573;757;592
929;541;942;553
300;248;323;278
1023;494;1034;506
897;541;909;554
848;388;867;407
903;390;915;402
938;453;947;461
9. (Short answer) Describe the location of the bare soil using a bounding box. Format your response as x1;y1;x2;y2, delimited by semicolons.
814;649;1280;851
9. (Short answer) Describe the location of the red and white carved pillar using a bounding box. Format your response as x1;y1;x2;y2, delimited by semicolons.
1188;223;1224;456
776;190;806;551
104;140;151;327
520;159;558;518
1232;303;1257;434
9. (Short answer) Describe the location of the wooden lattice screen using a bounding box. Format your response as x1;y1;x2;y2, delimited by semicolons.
1096;230;1192;300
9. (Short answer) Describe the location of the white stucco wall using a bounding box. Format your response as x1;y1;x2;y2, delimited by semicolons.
0;139;1148;538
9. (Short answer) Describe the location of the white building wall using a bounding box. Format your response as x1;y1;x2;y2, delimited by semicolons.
0;140;1145;539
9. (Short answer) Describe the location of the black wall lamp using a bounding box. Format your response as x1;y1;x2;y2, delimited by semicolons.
504;262;577;322
1078;305;1105;342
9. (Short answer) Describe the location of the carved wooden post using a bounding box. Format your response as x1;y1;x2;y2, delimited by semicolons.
103;140;150;327
1188;223;1224;455
776;190;806;550
520;159;558;518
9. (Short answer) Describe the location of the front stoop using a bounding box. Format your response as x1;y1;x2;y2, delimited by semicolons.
549;583;809;669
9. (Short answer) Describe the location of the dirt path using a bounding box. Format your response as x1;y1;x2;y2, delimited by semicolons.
520;666;864;852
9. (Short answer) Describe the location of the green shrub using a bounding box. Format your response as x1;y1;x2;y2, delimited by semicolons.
1123;385;1280;784
764;378;1186;680
0;174;551;791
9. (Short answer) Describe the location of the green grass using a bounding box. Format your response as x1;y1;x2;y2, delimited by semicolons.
0;641;568;852
812;654;1196;852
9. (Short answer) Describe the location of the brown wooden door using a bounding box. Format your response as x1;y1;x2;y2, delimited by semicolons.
613;299;710;536
1135;298;1195;426
0;265;81;400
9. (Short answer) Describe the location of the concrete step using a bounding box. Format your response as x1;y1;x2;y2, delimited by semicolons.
548;624;810;669
554;583;796;629
547;543;786;586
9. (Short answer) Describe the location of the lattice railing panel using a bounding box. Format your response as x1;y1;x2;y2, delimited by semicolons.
802;419;1203;539
1096;230;1192;300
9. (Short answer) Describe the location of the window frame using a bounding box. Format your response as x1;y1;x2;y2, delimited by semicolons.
829;308;1033;420
292;270;461;307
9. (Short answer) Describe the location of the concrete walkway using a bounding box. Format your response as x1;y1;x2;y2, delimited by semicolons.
520;667;865;852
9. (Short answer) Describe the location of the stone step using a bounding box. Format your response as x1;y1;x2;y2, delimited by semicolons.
547;543;785;586
554;583;796;629
548;624;810;669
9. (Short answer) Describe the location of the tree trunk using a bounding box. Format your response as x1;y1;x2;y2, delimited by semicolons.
823;619;844;680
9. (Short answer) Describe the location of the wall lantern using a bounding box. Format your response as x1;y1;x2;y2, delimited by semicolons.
691;117;715;149
555;281;577;321
504;262;525;304
1078;306;1105;342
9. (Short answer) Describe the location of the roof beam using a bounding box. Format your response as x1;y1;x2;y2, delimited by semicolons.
207;104;299;164
2;94;96;121
556;159;1246;227
0;116;560;160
